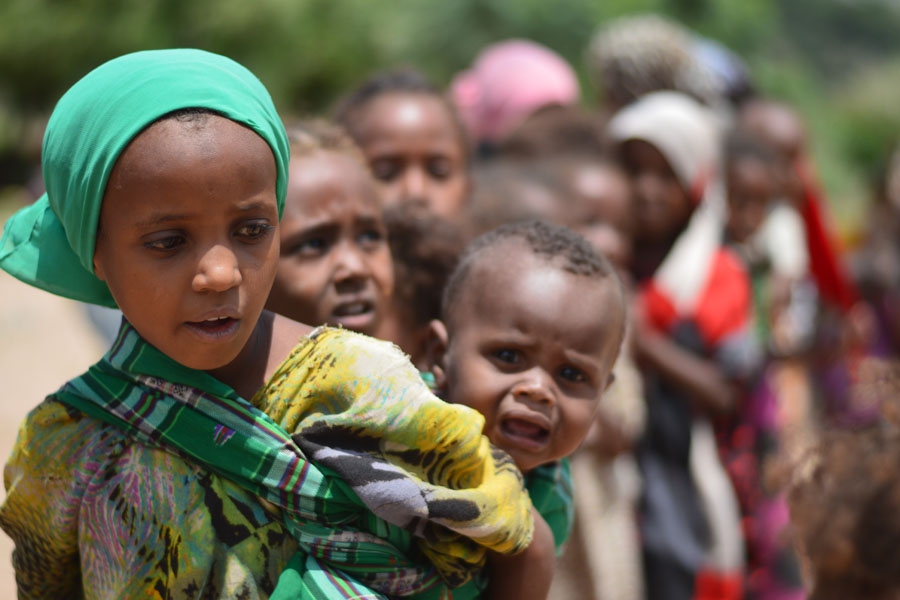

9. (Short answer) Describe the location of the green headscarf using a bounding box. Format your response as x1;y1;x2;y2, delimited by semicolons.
0;48;290;307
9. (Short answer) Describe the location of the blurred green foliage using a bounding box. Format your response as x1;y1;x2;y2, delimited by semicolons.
1;0;899;229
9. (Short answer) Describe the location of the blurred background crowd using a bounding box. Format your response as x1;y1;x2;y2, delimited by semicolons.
4;1;900;599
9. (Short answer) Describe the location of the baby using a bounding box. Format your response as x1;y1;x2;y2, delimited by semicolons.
426;219;627;597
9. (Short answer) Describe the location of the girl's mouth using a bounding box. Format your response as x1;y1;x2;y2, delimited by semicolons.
185;316;240;339
331;300;376;332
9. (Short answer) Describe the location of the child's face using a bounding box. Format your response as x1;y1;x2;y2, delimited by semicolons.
620;139;692;244
266;150;394;336
93;115;280;371
726;156;774;243
353;92;469;220
431;246;623;473
569;163;634;271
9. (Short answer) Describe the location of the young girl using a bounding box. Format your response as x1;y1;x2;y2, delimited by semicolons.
333;69;471;221
449;39;580;157
426;219;628;597
0;49;541;599
265;119;394;338
607;91;759;600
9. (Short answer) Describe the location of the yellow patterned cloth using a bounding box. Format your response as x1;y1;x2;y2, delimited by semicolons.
255;326;535;588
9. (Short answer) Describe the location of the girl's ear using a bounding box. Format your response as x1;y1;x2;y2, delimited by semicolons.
92;247;106;282
424;319;450;393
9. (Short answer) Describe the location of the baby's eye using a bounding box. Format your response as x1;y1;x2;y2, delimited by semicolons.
144;235;185;252
559;365;587;384
236;222;274;240
492;348;521;365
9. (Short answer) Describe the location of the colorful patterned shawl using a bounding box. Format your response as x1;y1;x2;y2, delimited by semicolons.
56;323;534;598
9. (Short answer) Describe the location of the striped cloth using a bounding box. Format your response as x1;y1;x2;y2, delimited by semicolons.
54;322;534;598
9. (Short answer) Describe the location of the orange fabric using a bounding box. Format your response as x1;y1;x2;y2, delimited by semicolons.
641;248;752;348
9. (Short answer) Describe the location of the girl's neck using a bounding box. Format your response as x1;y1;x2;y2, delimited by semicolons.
206;311;273;400
206;311;315;400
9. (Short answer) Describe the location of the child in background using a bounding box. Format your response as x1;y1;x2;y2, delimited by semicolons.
541;153;649;600
739;97;879;432
722;131;807;599
0;50;541;599
265;119;394;337
608;91;760;600
377;202;465;371
854;143;900;358
333;69;471;221
449;39;581;158
426;219;627;598
546;154;635;273
464;159;571;238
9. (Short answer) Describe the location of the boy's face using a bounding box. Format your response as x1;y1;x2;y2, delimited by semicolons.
430;246;624;473
93;115;280;371
726;157;774;243
266;150;394;336
354;92;470;220
620;139;692;244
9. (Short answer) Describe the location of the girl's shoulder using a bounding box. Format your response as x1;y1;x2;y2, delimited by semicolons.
14;395;126;461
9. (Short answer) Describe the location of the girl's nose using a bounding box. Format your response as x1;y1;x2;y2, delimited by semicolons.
192;244;242;293
333;242;370;283
399;167;428;201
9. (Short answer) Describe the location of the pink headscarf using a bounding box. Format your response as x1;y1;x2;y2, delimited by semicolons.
450;39;580;145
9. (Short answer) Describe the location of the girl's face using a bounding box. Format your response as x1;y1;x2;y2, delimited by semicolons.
621;139;693;244
266;150;394;336
93;115;280;372
352;92;470;220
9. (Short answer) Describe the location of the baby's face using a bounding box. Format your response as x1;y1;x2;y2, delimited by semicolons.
93;114;280;371
438;246;623;473
266;150;394;336
354;92;470;220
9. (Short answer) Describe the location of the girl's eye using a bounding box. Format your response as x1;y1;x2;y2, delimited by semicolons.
144;235;185;252
236;222;275;240
493;348;520;365
427;158;453;181
559;365;587;384
371;159;400;182
358;228;385;247
293;237;328;257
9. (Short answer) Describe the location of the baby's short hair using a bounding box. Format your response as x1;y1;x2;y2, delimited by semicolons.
442;219;620;323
